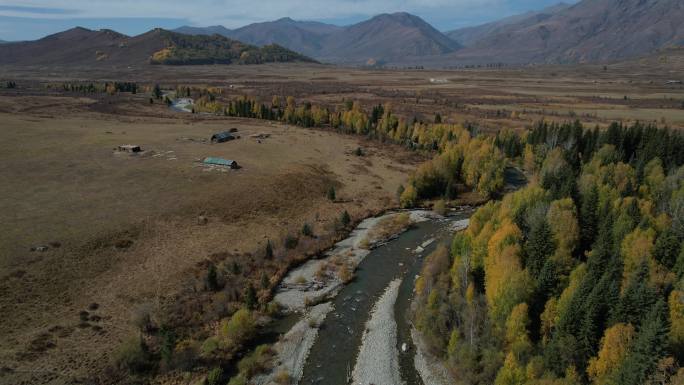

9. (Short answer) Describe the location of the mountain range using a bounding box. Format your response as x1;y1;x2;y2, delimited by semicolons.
175;0;684;66
1;0;682;67
0;27;313;66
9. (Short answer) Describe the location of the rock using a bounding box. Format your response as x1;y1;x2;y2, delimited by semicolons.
197;215;208;225
31;246;49;252
402;342;409;352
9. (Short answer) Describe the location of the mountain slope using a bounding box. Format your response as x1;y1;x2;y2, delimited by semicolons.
228;18;341;57
0;28;314;66
318;12;461;64
0;27;129;65
446;2;570;46
456;0;684;64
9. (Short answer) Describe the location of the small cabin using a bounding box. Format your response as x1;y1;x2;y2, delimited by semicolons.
211;131;236;143
203;157;239;169
117;144;142;153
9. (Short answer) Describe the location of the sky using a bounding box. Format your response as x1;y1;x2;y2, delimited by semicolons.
0;0;576;41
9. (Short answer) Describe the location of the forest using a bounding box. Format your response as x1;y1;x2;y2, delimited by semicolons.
148;31;314;65
414;121;684;384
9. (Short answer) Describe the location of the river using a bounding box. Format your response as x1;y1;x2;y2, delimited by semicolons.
295;211;469;385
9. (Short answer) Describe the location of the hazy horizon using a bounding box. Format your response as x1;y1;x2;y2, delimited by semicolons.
0;0;577;41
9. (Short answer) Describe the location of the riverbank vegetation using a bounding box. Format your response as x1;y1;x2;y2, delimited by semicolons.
414;121;684;384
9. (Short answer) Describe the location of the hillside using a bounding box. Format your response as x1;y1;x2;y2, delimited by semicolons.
147;30;314;65
446;2;570;47
0;28;314;66
453;0;684;64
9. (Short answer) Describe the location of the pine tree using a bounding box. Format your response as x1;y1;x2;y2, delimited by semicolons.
153;84;162;99
265;240;273;259
613;301;669;385
579;184;599;256
341;210;351;228
327;186;336;201
244;284;257;310
525;215;556;279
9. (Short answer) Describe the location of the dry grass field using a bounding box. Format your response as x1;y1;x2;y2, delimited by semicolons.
0;94;418;384
0;51;681;384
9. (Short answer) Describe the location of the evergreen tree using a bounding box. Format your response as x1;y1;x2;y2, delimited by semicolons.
153;84;162;99
327;186;336;201
265;240;273;260
579;184;599;256
613;301;669;385
524;212;556;279
341;210;351;228
244;284;258;310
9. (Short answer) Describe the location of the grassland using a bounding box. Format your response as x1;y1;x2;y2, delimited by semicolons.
0;93;417;384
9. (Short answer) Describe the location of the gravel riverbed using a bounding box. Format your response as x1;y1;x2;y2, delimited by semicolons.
351;279;404;385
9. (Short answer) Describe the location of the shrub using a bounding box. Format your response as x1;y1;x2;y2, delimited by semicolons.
400;185;418;208
219;309;256;350
113;336;152;373
354;147;364;156
284;235;299;249
327;186;336;201
131;303;153;332
338;264;354;283
302;223;313;237
200;337;220;358
206;367;223;385
434;199;447;216
206;263;219;291
237;345;273;378
275;370;292;384
227;375;247;385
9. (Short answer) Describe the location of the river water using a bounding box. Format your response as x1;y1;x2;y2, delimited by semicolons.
297;211;470;385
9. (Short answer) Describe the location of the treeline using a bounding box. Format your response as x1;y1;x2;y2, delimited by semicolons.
194;94;508;198
48;81;139;94
414;121;684;384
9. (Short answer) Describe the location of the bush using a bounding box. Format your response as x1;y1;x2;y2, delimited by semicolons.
206;263;219;291
236;345;273;378
284;235;299;249
338;264;354;283
200;337;220;358
219;309;256;350
434;199;447;216
206;367;223;385
227;375;247;385
113;336;152;373
275;370;292;384
302;223;313;237
327;186;336;201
